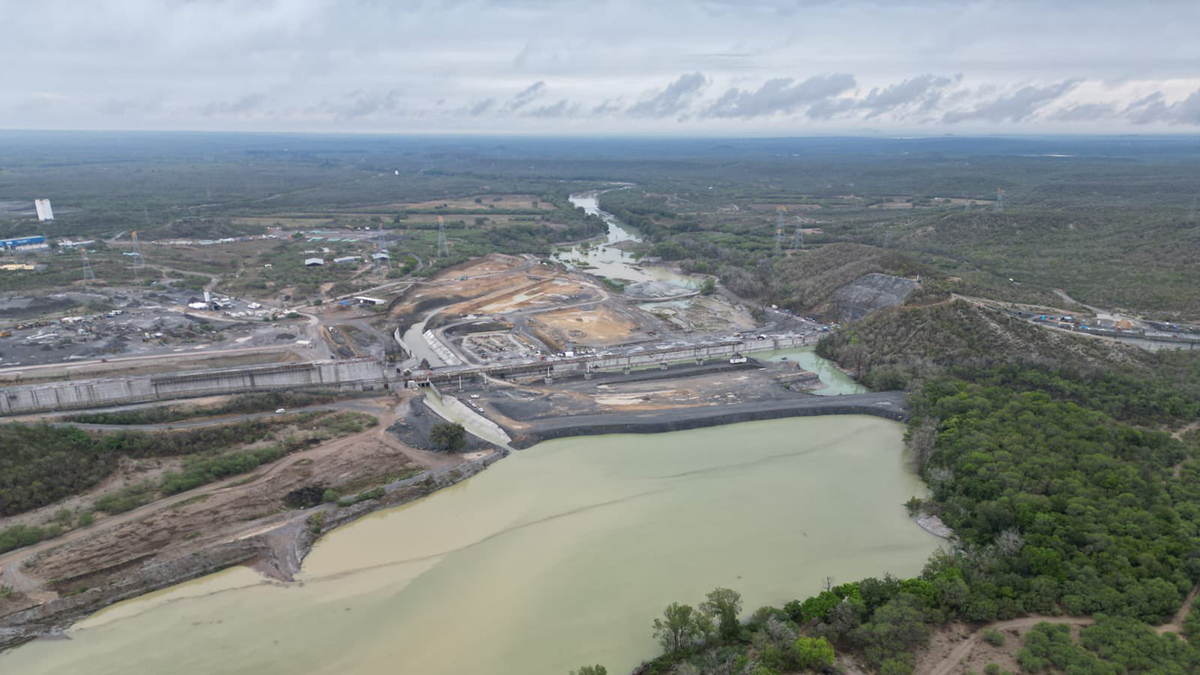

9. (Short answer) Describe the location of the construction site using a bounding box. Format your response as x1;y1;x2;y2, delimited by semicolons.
0;189;937;663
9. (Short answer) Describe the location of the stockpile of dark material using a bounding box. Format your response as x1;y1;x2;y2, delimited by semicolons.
387;396;493;452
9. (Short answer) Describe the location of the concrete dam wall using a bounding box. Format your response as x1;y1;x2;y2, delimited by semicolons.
420;334;813;385
1;334;814;415
0;359;390;415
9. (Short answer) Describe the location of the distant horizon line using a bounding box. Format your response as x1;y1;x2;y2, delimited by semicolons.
2;127;1200;141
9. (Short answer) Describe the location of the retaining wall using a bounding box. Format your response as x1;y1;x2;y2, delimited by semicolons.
0;359;391;415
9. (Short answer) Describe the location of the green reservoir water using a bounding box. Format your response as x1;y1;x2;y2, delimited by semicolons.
4;416;937;675
762;346;868;396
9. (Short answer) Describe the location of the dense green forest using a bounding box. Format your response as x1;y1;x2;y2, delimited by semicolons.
626;299;1200;675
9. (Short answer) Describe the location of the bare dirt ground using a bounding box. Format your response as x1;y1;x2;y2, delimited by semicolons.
463;277;599;315
0;394;459;617
641;295;757;333
384;195;554;211
915;617;1085;675
528;304;642;346
916;585;1199;675
389;254;531;321
483;362;821;425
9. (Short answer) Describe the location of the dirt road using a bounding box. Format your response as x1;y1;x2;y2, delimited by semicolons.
922;616;1092;675
920;586;1198;675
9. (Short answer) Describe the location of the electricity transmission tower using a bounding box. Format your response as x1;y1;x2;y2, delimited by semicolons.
791;215;805;250
994;188;1005;213
436;216;449;258
375;220;386;266
131;230;145;281
80;248;96;282
773;206;787;253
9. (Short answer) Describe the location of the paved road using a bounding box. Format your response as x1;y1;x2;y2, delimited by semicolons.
0;343;300;378
46;400;375;431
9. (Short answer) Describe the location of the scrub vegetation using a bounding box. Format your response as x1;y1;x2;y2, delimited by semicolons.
7;134;1200;672
63;391;343;425
0;411;376;553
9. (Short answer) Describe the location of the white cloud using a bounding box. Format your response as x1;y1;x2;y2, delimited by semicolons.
1;0;1198;132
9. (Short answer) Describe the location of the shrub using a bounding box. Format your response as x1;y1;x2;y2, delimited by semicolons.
792;636;835;671
982;628;1006;646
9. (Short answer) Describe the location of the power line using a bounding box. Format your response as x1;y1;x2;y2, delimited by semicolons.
791;215;805;250
80;248;95;282
774;206;787;253
131;230;145;282
436;216;449;258
375;220;387;267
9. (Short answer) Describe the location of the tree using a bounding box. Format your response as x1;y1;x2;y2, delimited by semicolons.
429;422;466;453
568;666;606;675
793;636;836;671
653;602;704;654
700;587;743;641
905;417;939;473
701;277;716;295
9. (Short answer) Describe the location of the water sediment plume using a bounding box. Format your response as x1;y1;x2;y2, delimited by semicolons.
4;416;939;675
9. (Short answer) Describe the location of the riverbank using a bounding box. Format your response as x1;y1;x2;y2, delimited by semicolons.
0;449;506;652
1;414;937;675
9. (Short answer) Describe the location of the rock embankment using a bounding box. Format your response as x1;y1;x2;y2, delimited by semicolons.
505;391;909;449
832;273;919;322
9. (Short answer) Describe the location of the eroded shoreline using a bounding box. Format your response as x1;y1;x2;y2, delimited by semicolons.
0;394;909;653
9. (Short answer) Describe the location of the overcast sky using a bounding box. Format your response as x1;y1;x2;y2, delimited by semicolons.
4;0;1200;135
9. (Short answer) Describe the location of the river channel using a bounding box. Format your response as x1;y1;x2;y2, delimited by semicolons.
5;416;939;675
557;192;697;287
402;191;684;369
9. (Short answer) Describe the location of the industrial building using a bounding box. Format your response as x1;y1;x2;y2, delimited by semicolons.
0;235;47;251
305;258;325;267
34;199;54;221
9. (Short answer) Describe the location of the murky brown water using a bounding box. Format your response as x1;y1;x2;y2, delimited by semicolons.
3;416;938;675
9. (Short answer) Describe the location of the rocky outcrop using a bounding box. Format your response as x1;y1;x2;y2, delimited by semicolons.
831;273;919;322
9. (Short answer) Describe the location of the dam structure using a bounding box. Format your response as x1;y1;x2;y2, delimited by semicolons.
1;334;814;415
